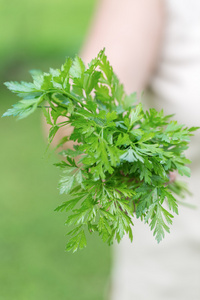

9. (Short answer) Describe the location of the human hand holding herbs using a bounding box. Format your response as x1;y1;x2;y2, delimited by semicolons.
3;49;198;252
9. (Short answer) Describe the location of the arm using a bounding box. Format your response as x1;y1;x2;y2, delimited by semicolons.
81;0;165;94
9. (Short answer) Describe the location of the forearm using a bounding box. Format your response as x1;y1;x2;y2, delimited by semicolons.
81;0;165;94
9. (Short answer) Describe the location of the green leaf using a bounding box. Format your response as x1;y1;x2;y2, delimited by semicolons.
42;107;52;125
163;190;179;214
99;52;113;84
75;170;83;184
146;204;174;243
61;57;73;75
2;98;40;119
112;73;125;103
84;71;101;95
29;69;44;89
58;175;75;194
138;132;155;143
66;229;87;253
41;74;54;90
95;85;111;104
70;56;85;78
106;111;117;122
98;216;112;242
129;103;143;127
116;133;131;147
54;196;82;212
48;125;59;143
4;81;37;94
175;163;191;177
120;148;143;163
124;92;137;109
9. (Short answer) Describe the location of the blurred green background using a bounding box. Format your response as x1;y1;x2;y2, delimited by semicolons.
0;1;112;299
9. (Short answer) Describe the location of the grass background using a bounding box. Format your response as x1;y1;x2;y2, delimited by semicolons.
0;1;112;299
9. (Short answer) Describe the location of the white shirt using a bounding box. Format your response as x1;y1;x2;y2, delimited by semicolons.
111;1;200;299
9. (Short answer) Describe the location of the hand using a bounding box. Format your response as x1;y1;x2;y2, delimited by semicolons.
169;171;177;184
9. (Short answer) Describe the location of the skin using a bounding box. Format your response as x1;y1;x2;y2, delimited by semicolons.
44;0;165;149
81;0;165;94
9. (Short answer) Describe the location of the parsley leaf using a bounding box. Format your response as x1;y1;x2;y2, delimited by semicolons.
3;48;199;251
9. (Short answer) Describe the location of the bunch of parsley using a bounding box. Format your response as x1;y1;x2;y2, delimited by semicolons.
3;49;198;252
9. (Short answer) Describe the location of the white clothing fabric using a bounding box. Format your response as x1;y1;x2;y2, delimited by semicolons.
110;0;200;299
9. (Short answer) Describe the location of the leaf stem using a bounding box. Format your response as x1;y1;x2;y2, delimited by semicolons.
60;90;82;104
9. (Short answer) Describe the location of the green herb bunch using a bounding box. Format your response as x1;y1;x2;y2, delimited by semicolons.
3;49;198;252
